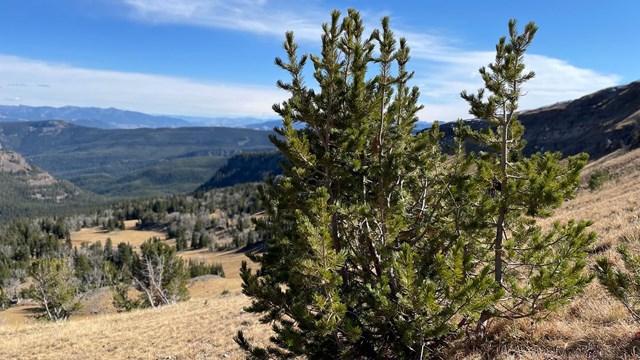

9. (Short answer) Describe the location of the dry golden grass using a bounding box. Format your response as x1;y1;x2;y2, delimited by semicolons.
442;282;640;359
180;249;258;281
541;149;640;252
0;251;270;359
0;290;270;359
0;301;41;327
70;223;165;251
2;149;639;359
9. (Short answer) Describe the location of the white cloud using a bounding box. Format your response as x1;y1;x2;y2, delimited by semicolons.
524;54;620;106
0;55;285;118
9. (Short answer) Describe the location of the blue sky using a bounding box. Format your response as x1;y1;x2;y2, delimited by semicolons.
0;0;637;122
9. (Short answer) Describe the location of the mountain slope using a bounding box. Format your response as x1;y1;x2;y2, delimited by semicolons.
0;149;100;219
196;152;283;192
440;80;640;159
519;80;640;157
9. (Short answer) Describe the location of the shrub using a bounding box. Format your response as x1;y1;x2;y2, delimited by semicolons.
596;244;640;321
26;258;81;321
187;259;224;278
133;238;190;308
588;168;611;190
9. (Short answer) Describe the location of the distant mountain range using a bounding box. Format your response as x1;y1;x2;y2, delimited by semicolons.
0;105;434;131
0;105;194;129
241;120;434;132
1;80;637;205
0;105;284;130
173;115;278;128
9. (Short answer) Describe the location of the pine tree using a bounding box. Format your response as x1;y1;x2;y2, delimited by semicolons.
132;238;189;308
460;19;595;332
104;237;113;261
176;232;188;251
27;258;81;321
236;9;495;358
595;244;640;321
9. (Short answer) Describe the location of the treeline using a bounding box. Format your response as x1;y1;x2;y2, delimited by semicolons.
0;219;224;318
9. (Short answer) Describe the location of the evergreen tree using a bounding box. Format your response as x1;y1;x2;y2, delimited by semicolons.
104;237;114;261
237;11;596;358
106;261;142;312
237;9;494;358
190;231;199;249
176;232;188;251
0;287;9;310
460;19;595;332
114;242;135;270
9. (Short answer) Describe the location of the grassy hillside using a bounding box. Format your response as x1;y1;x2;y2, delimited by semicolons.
0;250;267;359
445;148;640;358
0;120;274;196
1;148;639;358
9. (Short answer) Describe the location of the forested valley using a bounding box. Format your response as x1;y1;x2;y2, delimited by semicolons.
0;182;262;318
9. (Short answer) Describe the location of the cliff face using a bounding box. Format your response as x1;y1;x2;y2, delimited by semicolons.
0;149;90;203
0;149;58;187
440;81;640;159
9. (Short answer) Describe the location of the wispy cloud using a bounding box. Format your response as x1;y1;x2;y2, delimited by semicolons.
0;55;285;118
122;0;323;41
